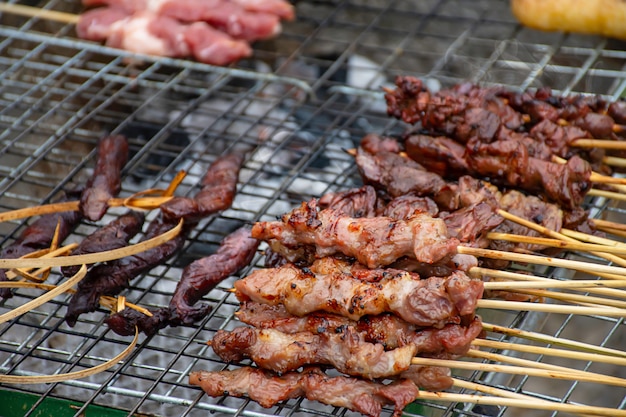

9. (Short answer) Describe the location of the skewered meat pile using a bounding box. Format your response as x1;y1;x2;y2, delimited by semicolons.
190;78;626;416
77;0;295;65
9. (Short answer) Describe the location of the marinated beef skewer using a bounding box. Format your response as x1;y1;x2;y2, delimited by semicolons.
354;134;594;252
0;190;83;300
65;154;244;326
80;134;129;221
233;264;482;327
210;325;418;379
61;210;145;277
105;226;259;336
189;366;420;417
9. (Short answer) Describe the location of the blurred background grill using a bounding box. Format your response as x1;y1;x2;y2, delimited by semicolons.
1;1;626;416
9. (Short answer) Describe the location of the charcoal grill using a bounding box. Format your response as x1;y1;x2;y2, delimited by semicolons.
1;1;626;416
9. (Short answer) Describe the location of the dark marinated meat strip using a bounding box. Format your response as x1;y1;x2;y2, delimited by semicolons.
237;301;483;358
466;139;591;210
160;153;244;223
234;264;483;327
381;195;439;219
66;154;244;326
0;190;83;299
65;216;188;326
80;135;128;221
440;202;503;246
252;200;459;268
61;210;145;277
210;326;417;379
189;366;420;417
356;141;458;211
105;226;259;336
405;134;469;179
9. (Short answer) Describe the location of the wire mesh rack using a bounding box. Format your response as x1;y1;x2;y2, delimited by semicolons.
1;0;626;416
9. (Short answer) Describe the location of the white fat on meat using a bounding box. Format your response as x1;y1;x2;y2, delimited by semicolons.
106;12;189;58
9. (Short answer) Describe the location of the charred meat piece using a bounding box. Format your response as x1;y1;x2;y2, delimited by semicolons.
61;210;145;277
237;301;483;358
252;200;459;268
159;153;243;224
80;135;129;221
106;226;259;336
234;264;483;327
210;326;418;379
189;366;421;417
0;190;83;299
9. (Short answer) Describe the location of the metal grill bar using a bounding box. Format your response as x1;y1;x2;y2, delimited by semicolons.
1;1;626;417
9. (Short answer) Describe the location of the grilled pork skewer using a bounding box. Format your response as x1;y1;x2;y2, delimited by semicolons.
105;226;259;336
233;263;482;327
189;366;420;417
210;325;418;379
237;301;483;358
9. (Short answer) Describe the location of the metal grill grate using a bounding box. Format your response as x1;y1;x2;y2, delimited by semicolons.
1;1;626;416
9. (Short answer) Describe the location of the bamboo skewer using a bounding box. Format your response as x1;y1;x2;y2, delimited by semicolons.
497;209;626;270
457;246;626;278
562;228;626;248
419;390;626;417
572;139;626;150
588;188;626;202
473;338;626;367
411;356;626;388
603;155;626;168
483;322;626;358
477;299;626;317
497;288;626;309
465;349;626;387
487;231;626;255
0;3;79;24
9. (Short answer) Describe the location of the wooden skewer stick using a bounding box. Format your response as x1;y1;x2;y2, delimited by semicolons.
418;391;626;417
593;218;626;233
473;339;626;367
465;349;626;388
477;299;626;317
411;356;626;388
497;209;626;270
588;187;626;202
603;155;626;168
498;288;626;309
487;231;626;255
562;227;626;248
457;246;626;278
451;379;599;417
571;138;626;150
482;322;626;358
476;268;626;307
0;3;80;24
